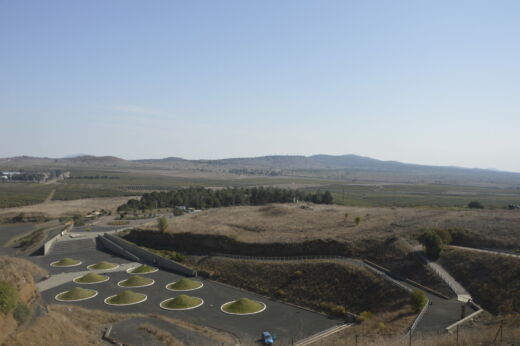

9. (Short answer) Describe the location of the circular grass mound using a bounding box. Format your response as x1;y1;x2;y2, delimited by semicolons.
118;275;155;288
55;287;98;302
50;258;82;267
104;290;147;306
221;298;266;315
87;261;119;270
127;264;158;274
73;273;109;284
166;278;203;291
160;294;204;311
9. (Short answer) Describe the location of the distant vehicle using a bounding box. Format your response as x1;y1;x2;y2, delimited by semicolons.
262;331;276;345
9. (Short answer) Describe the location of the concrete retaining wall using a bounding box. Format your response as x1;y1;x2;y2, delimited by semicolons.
100;233;196;277
97;236;140;262
43;224;72;255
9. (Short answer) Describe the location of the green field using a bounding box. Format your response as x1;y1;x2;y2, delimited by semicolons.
2;167;520;210
0;184;54;208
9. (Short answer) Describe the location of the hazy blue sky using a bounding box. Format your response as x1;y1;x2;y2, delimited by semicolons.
1;1;519;171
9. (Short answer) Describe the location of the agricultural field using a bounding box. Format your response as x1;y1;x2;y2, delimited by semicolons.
0;184;54;208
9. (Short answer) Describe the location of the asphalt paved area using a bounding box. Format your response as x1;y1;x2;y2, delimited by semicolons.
110;317;217;346
35;240;341;345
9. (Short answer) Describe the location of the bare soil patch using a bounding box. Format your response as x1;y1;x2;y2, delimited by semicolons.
0;196;135;219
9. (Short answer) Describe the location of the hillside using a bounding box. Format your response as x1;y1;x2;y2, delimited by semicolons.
440;248;520;314
2;153;520;186
161;204;520;247
184;257;411;315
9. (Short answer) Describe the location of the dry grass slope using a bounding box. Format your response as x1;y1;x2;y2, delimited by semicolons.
441;248;520;314
166;204;520;247
186;257;409;315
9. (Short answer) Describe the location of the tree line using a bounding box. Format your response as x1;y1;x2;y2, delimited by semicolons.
117;186;334;212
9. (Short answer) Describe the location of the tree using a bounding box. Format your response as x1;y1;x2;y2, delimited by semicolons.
434;229;452;245
322;191;333;204
468;201;484;209
158;216;169;233
355;216;361;226
409;289;427;313
0;280;19;315
418;230;443;260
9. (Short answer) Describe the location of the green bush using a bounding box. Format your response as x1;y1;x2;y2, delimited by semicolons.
13;302;31;323
355;216;361;225
468;201;484;209
275;289;285;297
0;280;19;315
418;230;443;260
331;305;348;316
358;311;373;322
158;216;169;232
409;289;427;313
291;270;303;279
434;229;452;245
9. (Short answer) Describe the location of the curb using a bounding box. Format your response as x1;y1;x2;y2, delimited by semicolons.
104;294;148;306
165;281;204;292
160;297;204;311
220;300;267;315
55;289;98;302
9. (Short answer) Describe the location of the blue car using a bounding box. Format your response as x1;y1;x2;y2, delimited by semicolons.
262;331;276;345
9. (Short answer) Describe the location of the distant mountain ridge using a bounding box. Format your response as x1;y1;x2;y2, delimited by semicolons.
1;154;520;187
0;153;514;173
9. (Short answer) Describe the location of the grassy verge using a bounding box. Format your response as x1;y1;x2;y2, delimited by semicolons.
221;298;264;314
161;295;203;310
56;287;97;301
74;273;109;284
105;291;147;305
87;261;119;270
13;229;44;252
128;264;157;274
166;278;202;291
119;276;154;287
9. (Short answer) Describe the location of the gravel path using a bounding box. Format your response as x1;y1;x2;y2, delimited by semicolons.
448;245;520;259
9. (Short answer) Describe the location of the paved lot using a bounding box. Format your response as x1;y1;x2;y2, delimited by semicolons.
111;317;217;346
35;239;341;345
0;221;61;256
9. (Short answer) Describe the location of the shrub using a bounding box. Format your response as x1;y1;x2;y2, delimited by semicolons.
434;229;452;245
0;280;19;315
409;289;427;313
173;209;185;216
418;230;443;260
358;311;373;322
13;302;31;323
331;305;348;316
73;214;85;226
468;201;484;209
275;289;285;297
355;216;361;225
158;216;169;233
291;270;303;279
